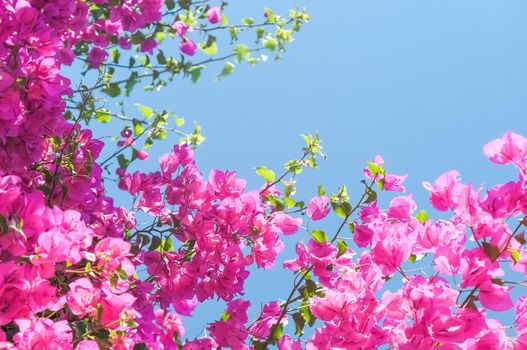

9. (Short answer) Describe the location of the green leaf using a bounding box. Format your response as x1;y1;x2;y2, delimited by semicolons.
163;237;173;251
178;0;190;9
300;300;316;326
124;72;139;97
156;50;166;65
216;62;235;80
367;161;382;177
116;266;128;280
95;110;111;123
310;229;327;244
199;41;218;56
174;115;185;127
337;240;348;257
255;166;275;183
242;17;254;25
408;254;417;263
292;312;305;337
511;249;520;264
165;0;175;10
284;197;295;208
102;83;121;98
137;104;153;119
284;160;302;174
233;44;250;62
255;27;266;40
149;236;162;251
133;119;143;136
415;210;429;223
117;154;129;169
220;311;231;321
331;202;351;219
188;65;205;83
271;324;283;340
317;184;325;196
263;37;277;51
110;48;120;64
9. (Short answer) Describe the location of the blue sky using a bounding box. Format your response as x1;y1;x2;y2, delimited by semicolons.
85;0;527;341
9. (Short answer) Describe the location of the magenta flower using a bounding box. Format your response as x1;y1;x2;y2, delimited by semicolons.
87;47;108;68
172;20;190;37
179;38;197;56
207;6;222;24
307;195;330;220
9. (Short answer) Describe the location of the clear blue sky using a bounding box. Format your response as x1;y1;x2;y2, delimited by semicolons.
87;0;527;340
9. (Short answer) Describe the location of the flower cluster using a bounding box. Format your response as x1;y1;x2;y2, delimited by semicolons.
1;0;526;348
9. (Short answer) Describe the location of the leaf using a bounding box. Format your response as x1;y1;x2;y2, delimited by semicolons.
149;236;162;251
317;184;325;196
102;83;121;98
199;41;218;56
284;159;302;174
367;161;382;177
216;62;235;80
188;65;205;83
511;249;520;264
415;210;429;224
165;0;175;10
364;188;377;204
284;197;295;208
117;154;129;169
292;312;305;337
300;300;316;326
271;323;283;340
481;242;500;261
331;202;351;219
133;119;143;136
137;104;153;119
242;17;254;25
255;166;275;183
233;44;250;62
156;50;167;64
178;0;190;9
310;229;327;244
220;311;231;321
515;233;526;245
337;240;347;257
95;110;111;123
124;72;139;97
263;37;276;51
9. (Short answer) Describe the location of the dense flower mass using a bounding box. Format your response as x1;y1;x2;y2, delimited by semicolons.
0;0;525;348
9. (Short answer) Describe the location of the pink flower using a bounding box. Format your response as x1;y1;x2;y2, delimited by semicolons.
248;301;285;339
272;212;301;235
484;131;527;176
100;292;137;329
387;195;416;220
307;196;330;220
76;340;99;350
172;20;190;37
478;282;513;312
67;278;99;317
140;38;158;54
136;150;148;160
353;223;374;247
87;47;108;68
207;7;222;24
179;38;197;56
423;170;463;211
13;319;72;350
